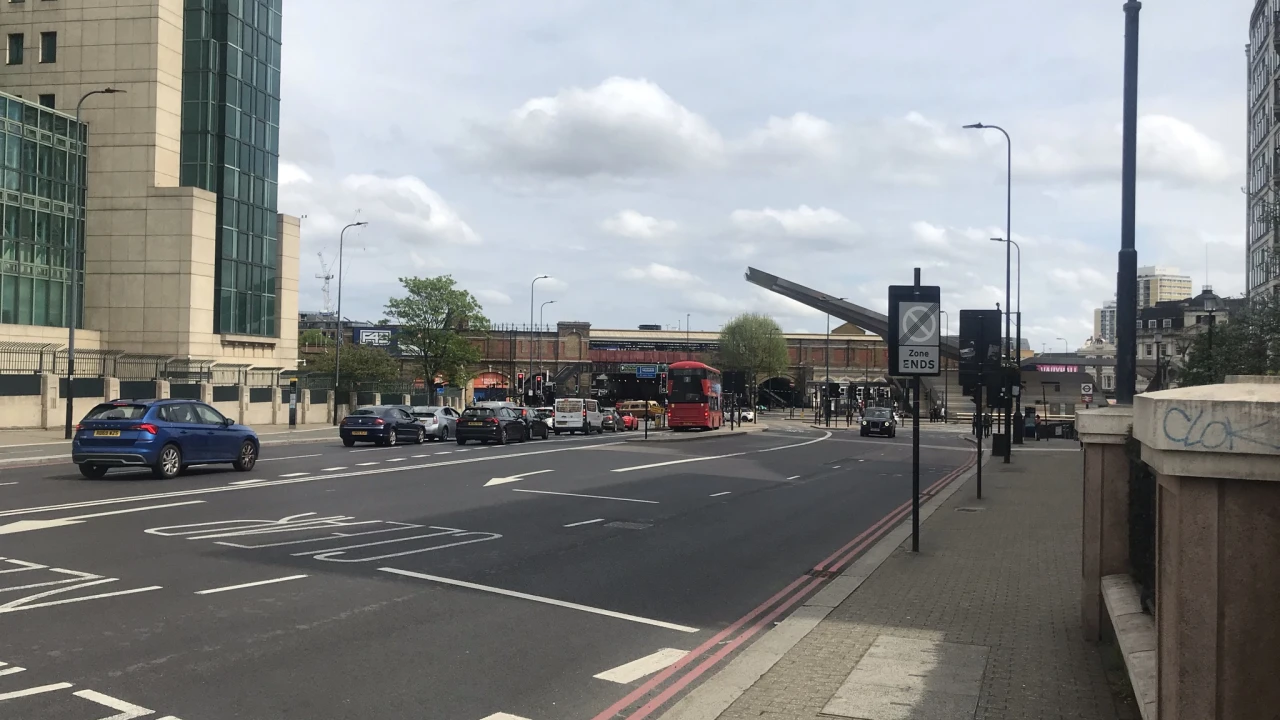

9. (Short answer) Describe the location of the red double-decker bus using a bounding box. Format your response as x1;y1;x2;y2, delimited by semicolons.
666;361;724;430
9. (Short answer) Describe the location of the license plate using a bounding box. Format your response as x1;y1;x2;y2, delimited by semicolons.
467;422;484;426
351;430;368;436
93;430;121;437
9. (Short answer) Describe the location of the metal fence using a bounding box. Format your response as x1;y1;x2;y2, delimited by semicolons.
1126;437;1157;614
0;342;59;373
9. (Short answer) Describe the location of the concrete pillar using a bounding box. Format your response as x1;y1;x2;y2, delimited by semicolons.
237;385;248;424
103;377;119;403
1077;405;1135;641
270;387;282;424
39;372;55;429
200;382;213;404
1134;382;1280;720
157;380;171;399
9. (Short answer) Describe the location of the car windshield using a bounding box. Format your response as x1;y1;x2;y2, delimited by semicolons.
412;407;438;417
866;409;892;419
463;408;496;419
350;407;382;416
84;403;148;420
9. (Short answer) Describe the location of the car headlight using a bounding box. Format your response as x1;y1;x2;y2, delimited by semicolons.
861;421;868;425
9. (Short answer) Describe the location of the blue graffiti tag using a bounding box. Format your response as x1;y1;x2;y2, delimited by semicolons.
1161;406;1280;452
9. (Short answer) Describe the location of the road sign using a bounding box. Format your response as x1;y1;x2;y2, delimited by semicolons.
888;285;941;377
636;365;658;379
1082;394;1094;404
1080;383;1093;395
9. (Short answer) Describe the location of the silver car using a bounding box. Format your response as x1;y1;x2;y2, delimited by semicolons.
410;405;460;441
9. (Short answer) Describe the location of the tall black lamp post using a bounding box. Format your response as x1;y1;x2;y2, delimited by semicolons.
1115;0;1143;404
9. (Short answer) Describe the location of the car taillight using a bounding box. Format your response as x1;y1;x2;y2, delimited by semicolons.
487;417;499;424
75;423;83;431
582;410;587;418
373;418;385;425
133;423;159;435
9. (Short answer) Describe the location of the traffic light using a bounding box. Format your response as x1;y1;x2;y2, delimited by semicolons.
517;372;526;392
658;371;667;393
535;374;544;394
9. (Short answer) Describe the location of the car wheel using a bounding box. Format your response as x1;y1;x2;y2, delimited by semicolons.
233;440;258;471
151;444;183;479
343;437;355;447
554;430;561;436
415;428;426;444
517;426;527;443
497;428;507;445
441;427;450;441
78;463;108;479
456;438;467;446
387;430;398;447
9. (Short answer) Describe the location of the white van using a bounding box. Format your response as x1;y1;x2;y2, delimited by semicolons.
554;398;603;435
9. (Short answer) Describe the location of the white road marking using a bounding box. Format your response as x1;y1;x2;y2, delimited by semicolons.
195;574;309;595
709;491;732;497
0;501;206;535
386;458;406;463
256;453;321;463
228;479;266;486
786;475;801;480
0;583;163;614
379;568;698;633
0;442;627;520
511;489;658;504
356;462;379;466
412;454;429;458
73;689;153;718
0;482;17;486
485;469;553;487
436;451;452;455
278;472;310;478
611;452;745;473
0;682;74;700
348;447;384;453
320;466;347;471
563;518;605;527
480;714;532;720
831;465;841;469
0;666;25;676
456;448;472;452
593;648;690;684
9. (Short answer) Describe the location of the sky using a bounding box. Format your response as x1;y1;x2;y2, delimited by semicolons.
278;0;1251;352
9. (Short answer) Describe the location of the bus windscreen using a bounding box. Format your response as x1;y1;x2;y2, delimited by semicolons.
669;369;708;403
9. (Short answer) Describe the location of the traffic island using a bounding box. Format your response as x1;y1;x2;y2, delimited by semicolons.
623;423;770;442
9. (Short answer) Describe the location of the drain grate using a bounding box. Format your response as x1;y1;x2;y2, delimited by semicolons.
604;521;652;530
955;507;986;513
805;569;837;579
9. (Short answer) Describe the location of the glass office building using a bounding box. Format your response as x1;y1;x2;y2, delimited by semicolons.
180;0;282;337
0;93;86;329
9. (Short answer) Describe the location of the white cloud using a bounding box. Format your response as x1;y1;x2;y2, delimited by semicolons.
340;175;480;247
279;162;313;185
734;112;841;165
730;205;861;242
623;263;699;285
454;76;725;177
476;289;513;306
601;210;678;239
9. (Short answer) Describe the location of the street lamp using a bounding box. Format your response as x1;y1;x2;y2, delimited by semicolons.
528;275;549;399
939;309;950;422
64;87;126;440
965;121;1013;460
1153;331;1163;391
538;299;556;375
333;221;368;422
825;296;846;427
1056;337;1068;354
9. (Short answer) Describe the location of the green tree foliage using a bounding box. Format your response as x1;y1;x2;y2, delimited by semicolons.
304;343;400;390
1179;294;1280;387
718;312;790;383
298;328;332;348
385;275;490;388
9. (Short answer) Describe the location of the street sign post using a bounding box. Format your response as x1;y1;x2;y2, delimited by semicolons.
888;269;942;554
1080;383;1093;395
1082;394;1094;404
637;365;658;379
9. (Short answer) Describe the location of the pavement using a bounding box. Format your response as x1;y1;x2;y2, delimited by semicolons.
0;421;978;719
655;437;1137;720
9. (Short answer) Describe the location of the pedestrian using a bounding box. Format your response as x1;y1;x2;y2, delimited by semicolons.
1035;413;1044;441
1024;408;1036;440
982;412;992;438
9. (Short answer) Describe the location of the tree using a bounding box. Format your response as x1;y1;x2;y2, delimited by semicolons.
718;313;790;387
385;275;490;389
304;343;400;391
1179;294;1280;387
298;329;332;348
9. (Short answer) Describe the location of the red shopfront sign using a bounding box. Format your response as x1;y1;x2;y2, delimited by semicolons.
1035;364;1080;373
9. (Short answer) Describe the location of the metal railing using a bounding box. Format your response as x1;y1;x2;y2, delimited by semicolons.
0;342;59;373
1126;437;1157;614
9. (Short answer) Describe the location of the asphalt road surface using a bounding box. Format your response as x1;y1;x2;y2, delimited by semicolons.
0;422;974;720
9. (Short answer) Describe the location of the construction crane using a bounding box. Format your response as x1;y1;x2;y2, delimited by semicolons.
316;252;335;315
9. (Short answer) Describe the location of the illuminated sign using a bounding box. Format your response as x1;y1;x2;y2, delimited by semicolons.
1035;364;1080;374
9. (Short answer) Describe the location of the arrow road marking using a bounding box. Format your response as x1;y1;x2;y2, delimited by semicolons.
0;501;205;535
484;469;553;487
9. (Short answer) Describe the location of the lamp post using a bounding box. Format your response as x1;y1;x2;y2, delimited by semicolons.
964;121;1012;460
528;275;549;399
824;296;846;427
1115;0;1143;404
1057;337;1068;354
1153;331;1163;391
939;309;949;422
991;237;1022;441
64;87;125;440
538;300;555;375
332;221;368;422
686;312;691;360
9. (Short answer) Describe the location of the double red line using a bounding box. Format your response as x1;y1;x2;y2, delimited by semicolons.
591;456;976;720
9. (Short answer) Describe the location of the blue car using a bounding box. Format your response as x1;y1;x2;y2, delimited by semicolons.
72;399;259;479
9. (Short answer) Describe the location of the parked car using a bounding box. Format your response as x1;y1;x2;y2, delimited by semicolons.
601;408;624;433
456;406;528;445
860;407;897;438
340;406;427;447
72;399;259;479
517;406;549;439
409;405;460;441
554;397;603;435
734;409;756;423
618;412;638;430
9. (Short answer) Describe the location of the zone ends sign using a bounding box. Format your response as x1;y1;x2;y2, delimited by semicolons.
888;283;942;377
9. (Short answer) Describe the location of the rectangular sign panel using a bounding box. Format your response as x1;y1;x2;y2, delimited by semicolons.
636;365;658;378
888;284;942;377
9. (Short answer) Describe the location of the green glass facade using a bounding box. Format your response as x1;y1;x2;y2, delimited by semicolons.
0;93;86;329
180;0;282;337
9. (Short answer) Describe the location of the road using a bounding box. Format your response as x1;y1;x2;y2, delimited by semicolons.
0;420;974;720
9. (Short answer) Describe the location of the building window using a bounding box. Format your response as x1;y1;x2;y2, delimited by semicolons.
1147;320;1156;329
1144;344;1153;357
7;34;23;65
1161;318;1172;328
37;94;53;109
38;31;54;63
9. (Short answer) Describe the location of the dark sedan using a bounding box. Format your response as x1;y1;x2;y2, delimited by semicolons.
860;408;897;438
340;406;427;447
455;406;528;445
